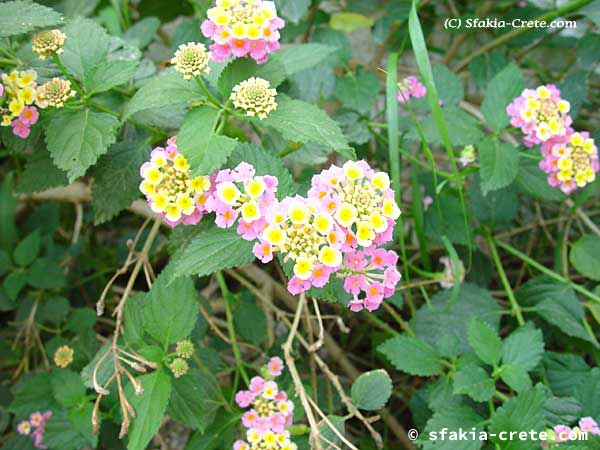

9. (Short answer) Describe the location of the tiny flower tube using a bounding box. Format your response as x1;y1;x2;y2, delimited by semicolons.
507;84;572;147
233;358;297;450
206;162;278;240
139;137;214;227
539;131;598;195
201;0;285;64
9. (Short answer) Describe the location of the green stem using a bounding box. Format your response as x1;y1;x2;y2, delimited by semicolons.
51;53;85;99
194;76;222;108
88;100;167;138
216;271;250;385
495;239;600;305
486;232;525;326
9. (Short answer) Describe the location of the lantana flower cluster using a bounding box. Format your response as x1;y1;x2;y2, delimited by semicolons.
542;417;600;447
233;357;297;450
508;85;598;194
396;76;427;104
17;411;52;449
201;0;285;64
139;137;213;227
140;147;401;311
0;70;40;138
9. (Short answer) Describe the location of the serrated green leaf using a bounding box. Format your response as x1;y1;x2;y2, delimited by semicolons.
171;225;255;278
489;385;546;450
144;271;198;346
470;174;519;226
44;408;90;450
478;137;520;195
27;258;66;289
4;271;27;301
405;107;484;146
217;57;286;95
502;323;544;372
0;174;17;253
275;43;336;76
234;299;267;346
13;230;40;267
378;336;444;376
167;368;222;431
433;65;464;107
574;367;600;419
537;298;597;346
500;364;532;393
515;155;565;202
570;235;600;281
123;72;204;121
45;109;120;182
544;352;590;398
350;369;392;410
8;372;56;416
263;96;350;156
481;62;524;129
227;143;295;199
0;1;64;37
51;369;87;408
334;68;380;114
124;16;161;49
92;140;149;224
17;149;68;193
127;370;172;450
422;404;485;450
276;0;310;23
544;396;582;426
453;364;495;402
84;60;139;94
61;17;111;79
80;341;112;389
467;318;502;366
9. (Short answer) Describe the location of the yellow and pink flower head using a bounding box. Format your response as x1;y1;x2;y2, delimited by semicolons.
201;0;285;64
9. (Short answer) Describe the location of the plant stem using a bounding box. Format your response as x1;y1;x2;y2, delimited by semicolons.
51;53;85;99
486;232;525;326
216;270;250;386
88;100;167;138
194;76;222;109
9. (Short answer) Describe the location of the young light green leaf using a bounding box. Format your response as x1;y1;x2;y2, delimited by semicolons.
467;318;502;366
13;230;41;267
172;225;255;278
453;364;495;402
123;72;205;121
263;96;351;157
481;62;524;130
378;336;444;376
92;140;150;224
45;109;120;182
84;60;139;94
478;137;520;195
61;17;112;79
570;235;600;281
501;323;544;372
144;271;198;346
350;369;393;410
127;370;172;450
0;1;64;37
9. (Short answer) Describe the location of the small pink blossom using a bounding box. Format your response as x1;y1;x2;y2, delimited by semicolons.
267;357;283;377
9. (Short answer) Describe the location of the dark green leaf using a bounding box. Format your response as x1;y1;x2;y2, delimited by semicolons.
453;364;495;402
61;17;111;79
502;323;544;372
84;60;139;94
481;62;524;129
467;318;502;366
570;235;600;281
51;369;87;408
378;336;444;376
478;137;520;195
334;68;380;114
17;149;69;193
350;369;393;410
13;230;40;267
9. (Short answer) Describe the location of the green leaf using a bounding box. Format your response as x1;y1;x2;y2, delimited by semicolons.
570;235;600;281
44;409;90;450
378;336;444;376
8;372;56;416
227;143;295;199
276;0;310;23
27;258;66;289
123;292;146;346
45;109;120;182
81;341;112;389
275;44;337;77
422;404;485;450
84;60;139;94
217;58;286;95
92;140;150;224
489;385;546;450
124;16;161;49
123;72;205;121
234;299;267;346
432;65;464;107
167;368;222;431
574;367;600;418
4;271;27;301
543;352;590;398
502;323;544;372
467;318;502;366
470;175;519;226
17;149;69;193
177;106;238;176
0;173;17;253
350;369;393;411
515;155;565;202
412;284;502;353
544;396;582;425
144;271;198;346
453;364;495;402
0;1;64;37
500;364;532;393
263;96;351;157
171;225;255;279
13;230;40;267
127;370;172;450
334;68;380;114
478;137;520;195
405;107;484;146
330;12;374;32
481;62;524;129
61;17;111;79
537;298;597;346
317;415;346;447
51;369;87;408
